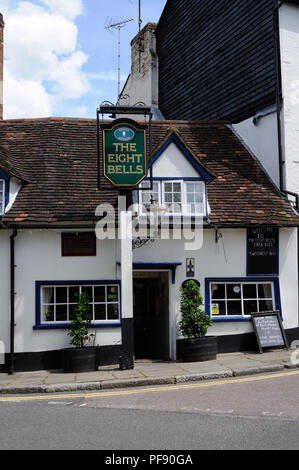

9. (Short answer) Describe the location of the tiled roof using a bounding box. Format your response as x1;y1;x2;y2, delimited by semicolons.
0;144;28;181
0;118;297;226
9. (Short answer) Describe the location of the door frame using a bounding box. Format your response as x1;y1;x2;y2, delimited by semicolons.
133;269;176;361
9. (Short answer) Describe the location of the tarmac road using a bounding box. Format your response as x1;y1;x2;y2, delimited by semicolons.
0;370;299;450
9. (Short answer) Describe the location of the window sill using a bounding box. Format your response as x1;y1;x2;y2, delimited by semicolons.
137;214;208;218
211;316;252;322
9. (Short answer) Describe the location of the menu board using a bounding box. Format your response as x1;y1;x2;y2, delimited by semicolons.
251;312;288;353
247;227;279;275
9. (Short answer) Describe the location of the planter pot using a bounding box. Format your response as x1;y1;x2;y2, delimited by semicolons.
182;336;217;362
61;346;97;373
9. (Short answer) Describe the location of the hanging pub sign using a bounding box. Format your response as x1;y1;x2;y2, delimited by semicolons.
247;227;279;275
102;119;147;187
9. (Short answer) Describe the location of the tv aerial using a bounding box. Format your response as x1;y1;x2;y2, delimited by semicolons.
127;0;142;32
105;17;134;103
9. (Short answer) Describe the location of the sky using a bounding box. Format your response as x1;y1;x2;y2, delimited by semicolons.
0;0;167;119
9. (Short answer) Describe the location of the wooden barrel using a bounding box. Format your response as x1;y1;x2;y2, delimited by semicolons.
62;346;97;373
182;337;217;362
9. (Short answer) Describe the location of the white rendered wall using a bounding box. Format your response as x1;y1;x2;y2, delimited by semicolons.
0;230;10;354
279;227;298;329
152;142;199;178
0;227;297;356
6;177;22;213
232;112;280;188
133;228;298;340
11;230;121;353
279;4;299;194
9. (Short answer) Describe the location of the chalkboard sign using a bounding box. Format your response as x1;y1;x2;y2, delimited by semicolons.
247;227;279;275
251;311;289;353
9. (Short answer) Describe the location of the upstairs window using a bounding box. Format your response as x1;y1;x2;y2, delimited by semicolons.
138;180;206;216
163;181;183;214
140;181;160;211
0;179;4;215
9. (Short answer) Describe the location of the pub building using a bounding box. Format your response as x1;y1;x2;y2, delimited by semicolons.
0;116;298;372
0;14;298;373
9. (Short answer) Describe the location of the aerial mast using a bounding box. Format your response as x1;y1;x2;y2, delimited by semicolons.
105;17;134;103
138;0;142;32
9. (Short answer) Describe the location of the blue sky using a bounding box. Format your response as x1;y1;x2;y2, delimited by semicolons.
0;0;167;119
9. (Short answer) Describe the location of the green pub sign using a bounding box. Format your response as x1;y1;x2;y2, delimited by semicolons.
103;119;147;187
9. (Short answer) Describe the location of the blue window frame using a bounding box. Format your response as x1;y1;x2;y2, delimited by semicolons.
205;277;282;322
0;169;10;217
34;280;121;330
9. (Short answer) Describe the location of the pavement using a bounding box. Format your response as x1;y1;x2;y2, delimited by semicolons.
0;349;298;395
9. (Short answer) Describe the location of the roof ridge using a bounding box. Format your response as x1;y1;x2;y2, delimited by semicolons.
0;118;229;125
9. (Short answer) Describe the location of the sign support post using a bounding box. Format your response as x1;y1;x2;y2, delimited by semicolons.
97;104;154;370
120;209;134;369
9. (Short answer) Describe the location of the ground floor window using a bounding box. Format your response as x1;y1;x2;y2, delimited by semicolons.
36;281;121;327
205;278;280;320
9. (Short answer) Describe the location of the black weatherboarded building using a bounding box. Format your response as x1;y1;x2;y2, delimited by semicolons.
156;0;299;123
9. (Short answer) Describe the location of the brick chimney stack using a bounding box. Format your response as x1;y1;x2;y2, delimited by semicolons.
119;23;159;113
0;14;4;120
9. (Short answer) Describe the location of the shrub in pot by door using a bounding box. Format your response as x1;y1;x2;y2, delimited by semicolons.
179;280;217;362
61;292;97;373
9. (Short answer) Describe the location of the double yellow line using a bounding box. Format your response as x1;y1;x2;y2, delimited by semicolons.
0;369;298;403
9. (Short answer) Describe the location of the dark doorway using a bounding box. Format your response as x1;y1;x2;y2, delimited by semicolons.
133;271;169;360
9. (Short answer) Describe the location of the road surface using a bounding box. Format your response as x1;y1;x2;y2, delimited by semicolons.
0;370;299;450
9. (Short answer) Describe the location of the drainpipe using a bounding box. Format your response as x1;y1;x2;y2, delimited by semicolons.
8;229;17;375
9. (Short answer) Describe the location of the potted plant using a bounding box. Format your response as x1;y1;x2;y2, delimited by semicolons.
61;291;97;373
179;280;217;362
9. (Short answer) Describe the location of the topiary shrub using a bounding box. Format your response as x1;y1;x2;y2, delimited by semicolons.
68;291;95;348
179;280;213;340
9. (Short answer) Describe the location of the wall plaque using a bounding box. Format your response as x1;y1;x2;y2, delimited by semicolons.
247;227;279;275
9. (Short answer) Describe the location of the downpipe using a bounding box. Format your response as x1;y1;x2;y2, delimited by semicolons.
8;229;17;375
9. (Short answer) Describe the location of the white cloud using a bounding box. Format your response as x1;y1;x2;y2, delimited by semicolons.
40;0;84;20
4;69;54;118
76;105;87;115
1;0;89;118
50;50;89;99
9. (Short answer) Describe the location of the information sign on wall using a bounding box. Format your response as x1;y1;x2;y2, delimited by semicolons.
247;227;279;275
